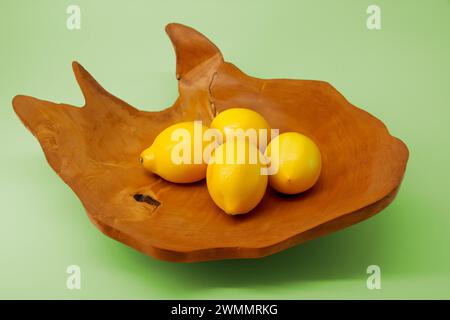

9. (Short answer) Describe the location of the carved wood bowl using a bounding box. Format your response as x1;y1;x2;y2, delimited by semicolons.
12;23;408;262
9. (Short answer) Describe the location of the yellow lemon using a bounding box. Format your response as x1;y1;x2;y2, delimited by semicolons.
206;139;268;215
210;108;271;150
265;132;321;194
140;121;209;183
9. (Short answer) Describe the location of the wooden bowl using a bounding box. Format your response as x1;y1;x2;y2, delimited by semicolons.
12;23;409;262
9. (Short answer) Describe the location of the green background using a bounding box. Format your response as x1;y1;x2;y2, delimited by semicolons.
1;0;449;299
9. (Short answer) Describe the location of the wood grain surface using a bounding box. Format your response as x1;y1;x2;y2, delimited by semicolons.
12;23;409;262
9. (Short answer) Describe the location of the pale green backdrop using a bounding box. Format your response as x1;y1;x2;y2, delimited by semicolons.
1;0;449;299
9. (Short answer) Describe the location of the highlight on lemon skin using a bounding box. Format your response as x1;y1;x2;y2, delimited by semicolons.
265;132;322;195
206;139;268;215
210;108;272;150
140;121;210;183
